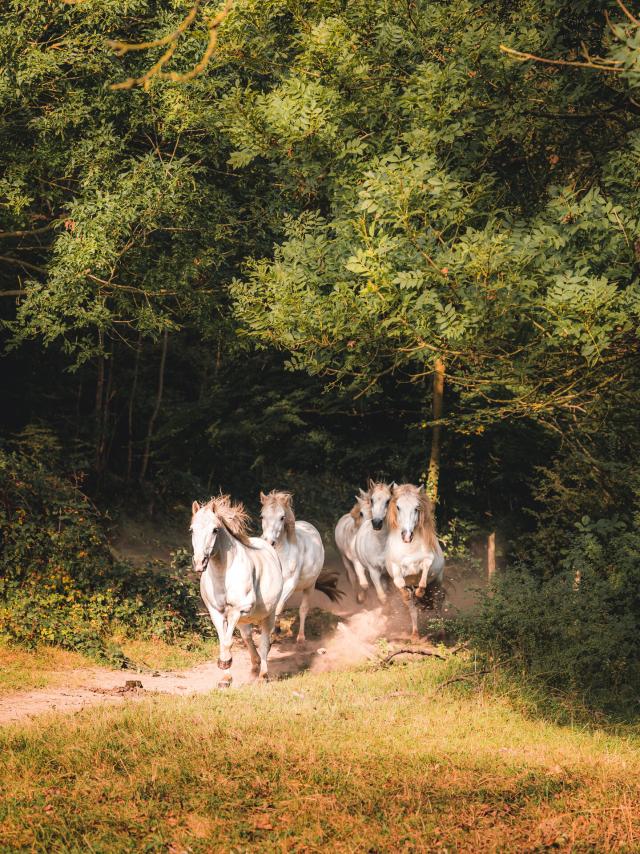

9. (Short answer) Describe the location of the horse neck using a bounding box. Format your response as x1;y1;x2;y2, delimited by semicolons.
208;527;237;573
282;509;297;546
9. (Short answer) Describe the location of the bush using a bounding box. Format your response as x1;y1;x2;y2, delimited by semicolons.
0;435;203;662
471;514;640;711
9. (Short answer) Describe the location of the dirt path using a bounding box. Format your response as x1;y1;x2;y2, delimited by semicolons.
0;563;484;726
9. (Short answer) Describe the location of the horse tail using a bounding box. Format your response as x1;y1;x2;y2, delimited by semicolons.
314;570;344;603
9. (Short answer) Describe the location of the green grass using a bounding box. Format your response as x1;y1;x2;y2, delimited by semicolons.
2;659;640;851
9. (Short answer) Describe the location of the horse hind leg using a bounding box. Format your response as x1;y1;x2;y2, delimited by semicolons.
341;555;358;594
258;612;277;682
296;588;311;644
239;623;260;674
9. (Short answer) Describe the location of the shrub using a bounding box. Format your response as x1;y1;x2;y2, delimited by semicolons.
0;437;203;662
471;514;640;710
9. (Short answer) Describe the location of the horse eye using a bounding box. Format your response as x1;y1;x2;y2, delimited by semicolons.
280;515;285;521
212;526;219;534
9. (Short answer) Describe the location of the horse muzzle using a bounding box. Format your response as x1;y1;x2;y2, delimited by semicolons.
372;519;383;531
401;530;414;544
192;557;208;574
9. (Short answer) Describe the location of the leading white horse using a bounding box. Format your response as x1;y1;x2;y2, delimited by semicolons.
384;483;445;640
260;490;336;643
353;480;394;605
191;495;283;687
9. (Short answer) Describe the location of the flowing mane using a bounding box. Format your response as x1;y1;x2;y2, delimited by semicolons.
388;484;438;549
260;490;296;540
205;494;252;545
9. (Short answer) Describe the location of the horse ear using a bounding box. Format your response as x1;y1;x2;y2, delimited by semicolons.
390;482;396;495
192;500;200;516
285;492;293;505
368;477;375;490
417;484;425;494
259;491;267;504
358;487;368;499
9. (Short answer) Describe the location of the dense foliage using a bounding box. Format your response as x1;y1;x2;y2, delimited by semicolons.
2;0;640;705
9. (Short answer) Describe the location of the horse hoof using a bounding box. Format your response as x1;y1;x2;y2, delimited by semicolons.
400;588;411;603
411;632;420;643
217;679;232;689
296;636;306;646
415;586;425;599
217;657;232;670
258;673;269;683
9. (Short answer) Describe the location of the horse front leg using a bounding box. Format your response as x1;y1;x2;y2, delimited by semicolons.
352;558;370;604
258;612;277;681
217;609;242;688
206;607;233;689
387;561;409;599
415;557;432;599
406;591;420;642
239;623;260;674
296;588;311;644
368;567;387;605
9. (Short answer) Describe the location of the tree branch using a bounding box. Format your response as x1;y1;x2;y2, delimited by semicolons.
109;0;233;91
0;256;46;274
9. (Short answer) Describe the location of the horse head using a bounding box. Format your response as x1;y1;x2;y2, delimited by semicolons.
388;483;435;545
260;490;294;547
368;479;393;531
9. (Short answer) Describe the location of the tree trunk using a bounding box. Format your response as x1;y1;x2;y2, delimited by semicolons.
426;357;445;503
139;329;169;484
97;349;115;474
94;331;105;471
127;334;143;482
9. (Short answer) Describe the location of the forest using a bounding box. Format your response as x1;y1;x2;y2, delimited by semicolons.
4;1;640;849
2;0;640;710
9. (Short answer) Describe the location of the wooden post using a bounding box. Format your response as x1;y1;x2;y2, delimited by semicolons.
487;532;496;582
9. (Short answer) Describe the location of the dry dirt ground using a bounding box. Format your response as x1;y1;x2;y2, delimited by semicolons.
0;561;485;726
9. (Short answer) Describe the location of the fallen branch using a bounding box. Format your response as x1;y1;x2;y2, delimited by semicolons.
381;648;447;664
430;668;492;695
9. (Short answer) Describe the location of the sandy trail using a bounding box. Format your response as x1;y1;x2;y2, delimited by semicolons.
0;562;484;726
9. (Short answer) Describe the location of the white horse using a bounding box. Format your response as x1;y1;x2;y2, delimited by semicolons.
353;480;394;605
260;490;337;643
191;495;283;687
334;490;368;602
384;483;445;639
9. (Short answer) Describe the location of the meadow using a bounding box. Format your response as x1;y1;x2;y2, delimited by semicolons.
2;655;640;852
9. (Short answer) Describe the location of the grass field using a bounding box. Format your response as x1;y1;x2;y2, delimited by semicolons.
2;657;640;852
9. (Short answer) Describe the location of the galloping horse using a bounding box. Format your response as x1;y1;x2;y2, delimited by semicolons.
191;495;283;687
334;489;368;602
384;483;445;639
260;490;337;643
353;480;394;605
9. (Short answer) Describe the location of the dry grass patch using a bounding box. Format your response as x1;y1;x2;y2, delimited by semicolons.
0;645;99;695
1;661;640;851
